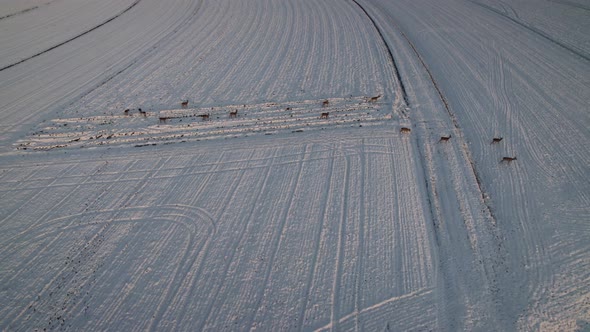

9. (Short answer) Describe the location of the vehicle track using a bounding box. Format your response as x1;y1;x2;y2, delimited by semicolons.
354;139;367;330
381;4;499;229
350;0;408;108
0;0;142;72
549;0;590;11
246;145;310;328
357;1;512;328
329;154;350;330
0;2;51;21
198;149;278;329
296;147;336;330
469;0;590;62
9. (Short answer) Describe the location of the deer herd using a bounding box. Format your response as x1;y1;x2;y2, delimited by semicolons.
125;98;518;164
400;126;516;163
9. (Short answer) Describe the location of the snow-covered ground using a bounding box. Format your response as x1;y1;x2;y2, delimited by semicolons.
0;0;588;330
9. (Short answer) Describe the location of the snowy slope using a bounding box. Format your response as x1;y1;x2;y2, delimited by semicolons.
0;0;588;331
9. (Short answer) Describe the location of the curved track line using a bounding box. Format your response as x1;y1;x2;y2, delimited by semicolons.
469;0;589;62
247;145;309;329
3;205;215;329
296;146;336;330
151;153;227;329
0;1;55;21
383;9;499;227
198;148;278;329
354;138;367;330
0;0;142;72
329;154;350;330
350;0;408;107
316;288;432;331
0;5;39;21
549;0;590;11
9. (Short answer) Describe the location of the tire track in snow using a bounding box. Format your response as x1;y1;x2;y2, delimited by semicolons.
468;0;590;62
497;0;520;19
66;0;205;116
317;288;432;331
55;158;171;308
0;163;76;217
173;150;257;329
384;10;499;229
144;206;217;331
484;53;583;326
0;0;204;142
151;153;229;329
0;2;49;21
247;145;310;329
57;207;212;330
408;123;451;327
350;0;408;107
29;157;171;329
57;206;212;330
0;0;142;72
296;146;337;330
329;153;350;330
1;161;139;247
197;149;279;329
94;218;186;328
4;204;208;329
361;3;508;328
354;138;367;330
549;0;590;11
251;0;295;98
0;161;112;229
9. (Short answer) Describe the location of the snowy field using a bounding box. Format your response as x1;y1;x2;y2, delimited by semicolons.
0;0;588;331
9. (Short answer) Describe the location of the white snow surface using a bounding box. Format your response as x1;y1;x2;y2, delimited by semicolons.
0;0;588;331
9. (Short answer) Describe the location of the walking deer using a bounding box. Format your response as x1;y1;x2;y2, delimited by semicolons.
159;117;168;124
124;109;130;115
181;100;189;108
368;95;382;102
322;99;329;107
138;108;146;117
439;135;451;142
501;156;517;163
199;113;210;121
320;112;329;119
492;137;503;144
400;127;411;134
229;110;238;118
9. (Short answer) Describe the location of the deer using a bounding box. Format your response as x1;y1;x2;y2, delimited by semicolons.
181;100;189;108
138;108;146;117
159;117;168;124
124;109;130;115
439;135;452;142
229;110;238;118
400;127;411;134
322;99;329;107
492;137;503;144
320;112;329;119
368;94;382;102
501;156;517;163
199;113;210;121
